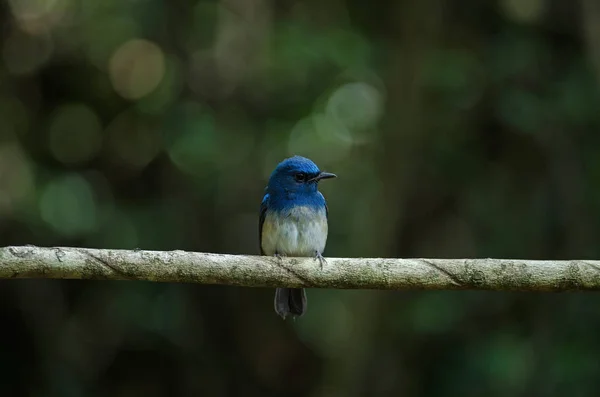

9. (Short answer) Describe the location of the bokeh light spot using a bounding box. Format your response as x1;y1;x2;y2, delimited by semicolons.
501;0;545;23
166;102;217;176
0;144;35;215
109;39;165;100
8;0;72;34
2;29;53;75
9;0;56;20
48;103;103;164
40;174;97;237
325;82;384;142
288;113;352;164
84;17;140;70
137;56;184;114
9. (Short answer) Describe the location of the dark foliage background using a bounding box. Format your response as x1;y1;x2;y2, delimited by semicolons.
1;0;600;395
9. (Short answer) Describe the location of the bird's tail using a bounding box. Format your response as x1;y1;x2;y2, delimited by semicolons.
274;288;306;319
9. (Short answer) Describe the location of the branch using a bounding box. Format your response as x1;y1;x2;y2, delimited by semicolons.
1;245;600;291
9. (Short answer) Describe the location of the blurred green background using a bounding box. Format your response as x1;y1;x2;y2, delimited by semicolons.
1;0;600;396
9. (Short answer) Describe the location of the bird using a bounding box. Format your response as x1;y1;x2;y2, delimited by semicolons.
259;156;337;319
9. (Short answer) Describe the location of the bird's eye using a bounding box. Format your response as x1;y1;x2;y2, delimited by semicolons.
294;173;306;182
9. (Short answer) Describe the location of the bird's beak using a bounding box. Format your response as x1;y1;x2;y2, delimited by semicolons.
310;172;337;182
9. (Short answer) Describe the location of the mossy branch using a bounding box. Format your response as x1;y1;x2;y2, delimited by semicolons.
1;245;600;291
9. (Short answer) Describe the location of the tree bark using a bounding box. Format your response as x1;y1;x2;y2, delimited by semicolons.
1;245;599;291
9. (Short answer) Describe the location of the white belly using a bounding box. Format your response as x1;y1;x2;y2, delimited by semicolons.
261;205;328;257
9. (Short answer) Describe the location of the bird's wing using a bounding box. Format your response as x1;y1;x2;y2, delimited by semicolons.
259;193;269;255
318;191;329;220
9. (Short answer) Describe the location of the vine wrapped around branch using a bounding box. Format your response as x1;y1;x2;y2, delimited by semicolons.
1;245;599;291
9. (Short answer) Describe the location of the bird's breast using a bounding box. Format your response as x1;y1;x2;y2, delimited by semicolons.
261;205;328;257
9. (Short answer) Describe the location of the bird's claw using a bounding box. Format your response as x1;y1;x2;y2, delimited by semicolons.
315;251;326;270
274;252;286;262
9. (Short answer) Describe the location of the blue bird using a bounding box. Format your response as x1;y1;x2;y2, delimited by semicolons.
259;156;337;319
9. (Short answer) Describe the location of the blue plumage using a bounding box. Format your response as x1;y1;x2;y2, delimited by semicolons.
259;156;336;319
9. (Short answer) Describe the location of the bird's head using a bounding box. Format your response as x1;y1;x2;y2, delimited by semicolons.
267;156;336;196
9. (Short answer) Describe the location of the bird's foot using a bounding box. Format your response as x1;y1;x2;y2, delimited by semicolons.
315;251;326;270
274;252;286;262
